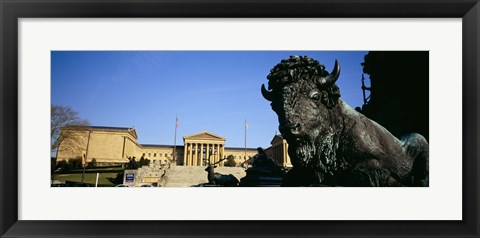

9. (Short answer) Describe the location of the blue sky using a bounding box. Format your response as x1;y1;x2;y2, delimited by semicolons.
51;51;369;148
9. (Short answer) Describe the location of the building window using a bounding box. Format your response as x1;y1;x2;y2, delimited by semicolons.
154;153;156;157
142;153;145;157
148;153;151;157
165;153;167;157
159;153;162;157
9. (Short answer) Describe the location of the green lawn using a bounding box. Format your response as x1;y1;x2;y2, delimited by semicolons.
70;167;124;173
54;172;120;186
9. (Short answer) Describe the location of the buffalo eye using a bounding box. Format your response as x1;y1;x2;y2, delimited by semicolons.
308;91;320;100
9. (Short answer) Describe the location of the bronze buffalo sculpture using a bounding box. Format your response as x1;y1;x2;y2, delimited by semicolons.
261;56;429;187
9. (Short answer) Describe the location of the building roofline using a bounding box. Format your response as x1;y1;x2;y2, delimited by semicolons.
224;147;257;151
183;130;226;140
140;144;185;148
270;134;284;145
64;125;130;130
139;144;256;151
62;125;138;139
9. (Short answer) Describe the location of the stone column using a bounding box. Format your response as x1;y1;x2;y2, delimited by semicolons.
198;143;202;166
193;143;198;166
206;144;210;165
183;143;187;166
192;143;195;166
287;143;290;164
199;143;202;166
219;144;221;164
185;143;189;166
189;143;193;166
197;143;201;166
188;143;195;166
197;143;200;166
214;144;217;164
193;143;196;166
211;144;214;164
190;144;193;165
216;144;219;164
218;144;221;166
200;143;204;166
221;144;225;166
217;144;221;166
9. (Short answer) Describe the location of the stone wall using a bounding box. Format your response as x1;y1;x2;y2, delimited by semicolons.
124;161;170;187
57;128;138;164
163;166;246;187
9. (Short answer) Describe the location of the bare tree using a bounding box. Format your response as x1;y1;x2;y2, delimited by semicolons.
51;105;89;153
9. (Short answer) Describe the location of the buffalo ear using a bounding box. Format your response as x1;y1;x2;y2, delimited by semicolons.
320;91;338;108
320;91;329;104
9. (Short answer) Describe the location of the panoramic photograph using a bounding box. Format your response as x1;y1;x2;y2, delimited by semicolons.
50;51;429;187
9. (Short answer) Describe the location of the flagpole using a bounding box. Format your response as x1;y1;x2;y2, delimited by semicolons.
244;119;247;168
173;115;178;164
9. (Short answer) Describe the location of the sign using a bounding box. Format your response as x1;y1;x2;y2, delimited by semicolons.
125;173;135;183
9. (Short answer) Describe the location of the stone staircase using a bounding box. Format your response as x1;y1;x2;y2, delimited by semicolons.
163;165;246;187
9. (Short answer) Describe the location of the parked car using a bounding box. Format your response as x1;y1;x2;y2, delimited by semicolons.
115;184;131;187
140;184;154;187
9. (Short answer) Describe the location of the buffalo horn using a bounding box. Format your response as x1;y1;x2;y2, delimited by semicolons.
316;59;340;87
261;84;274;101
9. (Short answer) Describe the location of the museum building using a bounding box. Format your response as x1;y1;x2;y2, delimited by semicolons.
56;126;291;167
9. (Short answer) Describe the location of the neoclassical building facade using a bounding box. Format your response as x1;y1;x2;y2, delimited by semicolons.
56;126;269;167
56;126;140;165
182;131;226;166
265;134;291;168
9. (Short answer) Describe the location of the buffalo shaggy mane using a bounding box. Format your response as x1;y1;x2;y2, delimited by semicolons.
266;55;341;108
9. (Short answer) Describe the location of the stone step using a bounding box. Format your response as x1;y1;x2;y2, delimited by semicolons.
163;166;246;187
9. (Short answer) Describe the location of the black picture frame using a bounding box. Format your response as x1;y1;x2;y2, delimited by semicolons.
1;0;479;237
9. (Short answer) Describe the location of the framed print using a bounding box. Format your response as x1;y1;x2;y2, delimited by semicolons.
1;0;479;237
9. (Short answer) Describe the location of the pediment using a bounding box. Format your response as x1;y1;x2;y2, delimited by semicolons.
184;131;225;141
270;134;284;145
